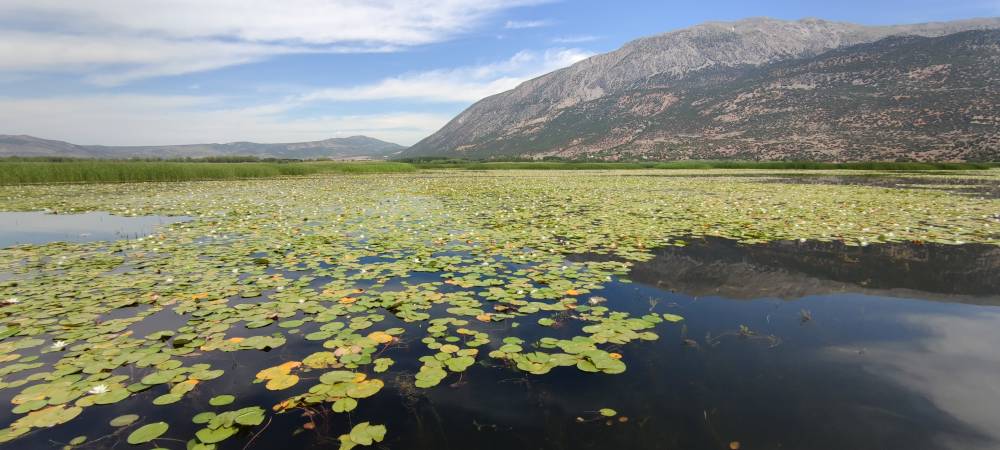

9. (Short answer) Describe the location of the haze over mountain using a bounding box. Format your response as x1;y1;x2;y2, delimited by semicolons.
403;17;1000;161
0;135;406;160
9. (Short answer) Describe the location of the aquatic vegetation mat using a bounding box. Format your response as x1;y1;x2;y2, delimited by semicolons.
0;169;997;448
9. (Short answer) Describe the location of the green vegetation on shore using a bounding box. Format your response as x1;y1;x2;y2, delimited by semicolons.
0;160;415;184
1;158;995;184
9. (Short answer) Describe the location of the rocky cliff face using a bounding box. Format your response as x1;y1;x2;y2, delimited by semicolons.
403;17;1000;161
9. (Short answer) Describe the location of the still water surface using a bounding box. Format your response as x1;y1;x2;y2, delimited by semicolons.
3;234;998;450
0;211;189;248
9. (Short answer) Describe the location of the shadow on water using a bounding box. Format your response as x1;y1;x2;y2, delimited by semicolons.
5;237;1000;450
762;175;1000;199
627;237;1000;300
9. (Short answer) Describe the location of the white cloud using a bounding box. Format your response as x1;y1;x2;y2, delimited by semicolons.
0;46;592;146
0;0;548;84
298;47;593;103
504;20;553;29
551;35;600;43
0;94;452;146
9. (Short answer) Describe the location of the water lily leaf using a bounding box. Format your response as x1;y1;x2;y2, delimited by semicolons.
445;356;475;372
110;414;140;427
265;374;299;391
348;422;386;446
302;352;338;369
662;314;684;323
93;389;130;405
195;425;237;444
192;412;216;424
332;397;357;413
373;357;393;373
127;422;168;444
209;395;235;406
153;393;182;405
346;379;383;398
13;405;82;429
234;407;266;426
320;371;357;384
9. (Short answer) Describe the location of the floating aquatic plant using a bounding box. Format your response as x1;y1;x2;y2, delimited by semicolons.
0;170;996;447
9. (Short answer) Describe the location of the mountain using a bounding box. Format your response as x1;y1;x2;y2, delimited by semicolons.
0;135;406;160
402;17;1000;161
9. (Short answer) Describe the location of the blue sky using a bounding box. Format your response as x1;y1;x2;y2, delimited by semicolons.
0;0;997;146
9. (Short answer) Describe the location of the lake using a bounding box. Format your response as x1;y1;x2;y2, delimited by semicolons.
0;170;997;450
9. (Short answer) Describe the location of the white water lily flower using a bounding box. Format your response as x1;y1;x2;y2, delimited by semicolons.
88;384;109;395
51;340;67;349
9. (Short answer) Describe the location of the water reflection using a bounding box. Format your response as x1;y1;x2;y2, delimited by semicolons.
831;309;1000;450
763;175;1000;199
0;211;190;247
3;237;1000;450
628;237;1000;300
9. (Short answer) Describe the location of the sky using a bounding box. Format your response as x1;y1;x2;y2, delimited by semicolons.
0;0;998;146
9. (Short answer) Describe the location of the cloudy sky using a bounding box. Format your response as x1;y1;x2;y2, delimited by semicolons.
1;0;997;146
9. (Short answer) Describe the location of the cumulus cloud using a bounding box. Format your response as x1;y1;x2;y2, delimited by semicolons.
0;0;547;84
298;48;593;103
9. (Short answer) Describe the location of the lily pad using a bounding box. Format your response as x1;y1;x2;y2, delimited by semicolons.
127;422;168;444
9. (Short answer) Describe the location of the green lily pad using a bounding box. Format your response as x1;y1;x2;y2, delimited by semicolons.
127;422;168;444
110;414;140;427
662;314;684;323
209;395;235;406
347;422;387;446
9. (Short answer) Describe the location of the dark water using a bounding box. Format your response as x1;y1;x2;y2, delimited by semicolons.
5;238;1000;450
0;211;190;248
763;174;1000;199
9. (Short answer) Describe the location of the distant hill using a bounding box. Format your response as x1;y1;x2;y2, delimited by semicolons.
0;135;406;160
402;17;1000;162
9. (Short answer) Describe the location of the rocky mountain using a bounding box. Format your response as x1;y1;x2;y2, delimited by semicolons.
0;135;406;160
403;17;1000;161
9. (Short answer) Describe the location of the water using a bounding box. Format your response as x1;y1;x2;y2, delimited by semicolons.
4;237;998;450
0;211;189;248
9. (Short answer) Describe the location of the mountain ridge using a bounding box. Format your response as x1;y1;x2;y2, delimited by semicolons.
402;17;1000;161
0;135;406;160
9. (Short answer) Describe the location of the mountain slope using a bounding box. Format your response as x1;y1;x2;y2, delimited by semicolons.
403;17;1000;161
0;135;406;160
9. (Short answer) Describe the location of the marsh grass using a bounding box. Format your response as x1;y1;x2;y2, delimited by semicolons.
2;159;994;184
0;161;416;184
